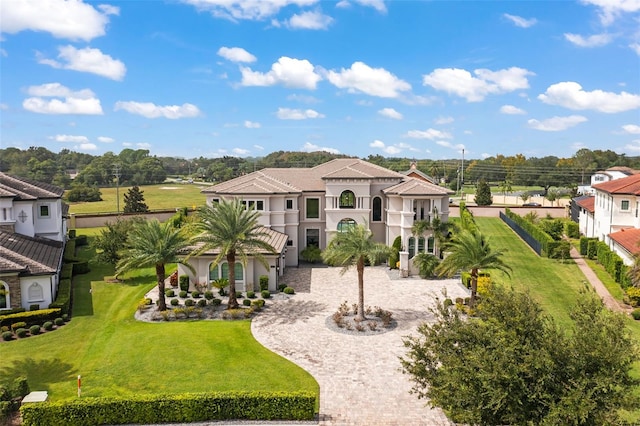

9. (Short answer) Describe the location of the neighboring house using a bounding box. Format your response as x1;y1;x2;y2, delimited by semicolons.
577;166;638;195
194;158;453;279
0;172;67;310
400;162;437;184
573;195;595;238
608;228;640;267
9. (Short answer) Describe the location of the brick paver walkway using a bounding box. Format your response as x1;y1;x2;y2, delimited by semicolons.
252;267;469;425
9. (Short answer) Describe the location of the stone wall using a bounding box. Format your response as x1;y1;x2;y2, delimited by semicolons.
1;275;22;309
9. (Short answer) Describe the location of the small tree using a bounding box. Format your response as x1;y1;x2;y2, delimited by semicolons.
92;218;144;264
123;185;149;213
520;191;530;205
474;179;493;206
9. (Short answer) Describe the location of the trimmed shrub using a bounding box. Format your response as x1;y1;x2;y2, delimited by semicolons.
185;299;195;307
252;299;265;309
587;239;597;259
300;246;322;263
68;229;77;239
283;287;295;295
197;299;207;308
170;298;179;306
72;261;90;275
54;318;64;326
63;239;77;262
503;208;553;256
0;309;63;329
43;321;54;331
261;290;271;299
632;309;640;321
62;314;69;322
191;291;201;299
246;291;256;299
179;290;188;298
243;299;252;307
211;298;222;306
278;283;287;292
15;328;28;338
389;236;401;269
75;234;88;247
204;291;214;300
2;331;13;341
49;278;72;315
236;292;243;299
29;325;40;335
549;240;571;260
443;298;453;308
165;289;175;297
12;377;30;398
259;275;269;291
60;263;73;280
29;304;39;311
10;322;26;332
179;275;190;292
565;221;580;239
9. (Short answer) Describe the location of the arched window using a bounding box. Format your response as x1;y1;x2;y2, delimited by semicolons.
427;237;435;253
0;282;9;309
372;197;382;222
28;283;43;301
408;237;415;258
418;237;425;253
339;190;355;209
337;218;356;233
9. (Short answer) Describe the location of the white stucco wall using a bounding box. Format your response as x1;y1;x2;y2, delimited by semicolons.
20;275;54;309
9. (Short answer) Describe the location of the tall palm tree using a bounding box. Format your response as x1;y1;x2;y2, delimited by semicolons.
436;229;511;307
190;198;275;309
116;219;194;311
322;223;391;321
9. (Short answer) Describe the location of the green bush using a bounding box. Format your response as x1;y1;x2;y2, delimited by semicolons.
29;325;40;335
626;287;640;307
389;236;402;269
283;287;295;295
443;298;453;308
261;290;271;299
204;291;214;300
191;291;201;299
43;321;54;331
54;318;64;326
179;275;190;292
66;185;102;202
165;289;175;297
587;239;597;259
539;219;564;241
49;278;72;315
632;309;640;321
2;331;13;341
236;292;243;299
170;299;179;306
62;314;69;322
63;239;77;262
20;391;316;426
185;299;195;307
246;291;256;299
72;261;90;275
197;299;207;308
15;328;28;338
243;299;252;307
10;322;26;332
278;283;287;292
564;221;580;239
252;299;265;310
179;290;188;298
75;234;88;247
60;263;74;280
29;304;39;311
548;240;571;260
259;275;269;291
300;246;322;263
12;377;29;398
0;308;63;329
68;229;77;239
211;298;222;306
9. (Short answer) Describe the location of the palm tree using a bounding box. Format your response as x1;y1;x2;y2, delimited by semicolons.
436;229;511;307
190;198;275;309
116;219;194;311
322;223;391;321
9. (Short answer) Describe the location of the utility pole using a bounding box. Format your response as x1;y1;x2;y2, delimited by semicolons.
113;164;121;214
460;149;465;199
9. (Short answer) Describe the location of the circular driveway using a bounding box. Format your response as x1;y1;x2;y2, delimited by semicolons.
251;267;469;426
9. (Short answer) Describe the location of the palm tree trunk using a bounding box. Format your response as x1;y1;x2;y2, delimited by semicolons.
356;257;365;321
227;252;239;309
470;267;478;309
156;263;167;311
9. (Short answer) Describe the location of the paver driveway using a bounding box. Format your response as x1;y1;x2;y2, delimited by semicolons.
251;266;469;426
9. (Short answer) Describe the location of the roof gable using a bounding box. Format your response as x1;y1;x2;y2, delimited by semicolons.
575;195;595;213
609;228;640;256
383;177;453;196
0;231;64;275
0;172;64;200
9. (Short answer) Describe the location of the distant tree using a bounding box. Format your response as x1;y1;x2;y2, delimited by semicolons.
474;179;493;206
499;179;512;204
66;185;102;202
123;185;149;213
545;188;559;206
401;287;639;425
520;191;531;205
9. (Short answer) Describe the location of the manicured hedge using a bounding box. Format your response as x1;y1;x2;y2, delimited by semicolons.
564;221;580;239
459;202;478;231
579;236;598;256
60;264;74;280
75;234;88;247
0;309;62;328
21;391;316;426
71;261;90;275
63;240;77;262
596;241;629;287
503;208;554;257
49;279;72;315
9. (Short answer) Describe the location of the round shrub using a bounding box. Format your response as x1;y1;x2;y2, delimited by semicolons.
170;298;179;306
211;298;222;306
253;299;265;308
185;299;195;307
191;291;201;298
2;331;13;341
43;321;54;331
236;292;243;299
283;286;295;295
179;290;188;298
62;314;69;322
632;309;640;321
165;289;175;297
197;299;207;307
204;291;214;300
29;325;41;335
443;298;453;308
16;328;28;338
144;298;152;305
242;299;252;306
54;317;64;326
246;291;256;299
278;283;287;292
11;322;26;332
261;290;271;299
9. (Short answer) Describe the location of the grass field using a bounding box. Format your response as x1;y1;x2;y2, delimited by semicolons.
67;184;209;214
0;234;319;402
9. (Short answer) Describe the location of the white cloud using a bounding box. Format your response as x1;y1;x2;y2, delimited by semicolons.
327;61;411;98
356;100;373;106
276;107;325;120
0;103;8;110
51;134;89;143
369;140;401;155
405;128;453;140
23;83;103;115
181;0;318;21
114;101;201;119
241;57;321;89
538;81;640;113
287;94;320;103
285;10;333;29
630;42;640;55
0;48;6;57
217;46;256;63
78;143;98;151
98;136;114;143
336;0;350;8
353;0;386;12
503;13;537;28
38;45;126;80
122;142;132;147
564;33;612;47
481;153;491;159
0;0;117;41
137;142;152;149
500;105;526;115
254;144;264;150
232;148;250;155
244;120;261;128
436;140;466;152
527;115;588;131
623;124;640;134
624;140;640;152
378;108;403;120
423;67;533;102
301;141;339;154
580;0;640;25
434;116;454;124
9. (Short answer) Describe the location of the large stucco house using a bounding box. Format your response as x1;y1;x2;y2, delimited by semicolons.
179;159;453;291
0;172;67;310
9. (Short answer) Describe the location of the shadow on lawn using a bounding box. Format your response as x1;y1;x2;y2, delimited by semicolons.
2;358;75;393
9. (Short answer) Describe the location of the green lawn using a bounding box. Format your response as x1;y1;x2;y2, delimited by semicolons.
0;234;318;402
68;184;209;214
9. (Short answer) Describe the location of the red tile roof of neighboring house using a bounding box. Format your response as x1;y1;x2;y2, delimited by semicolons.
592;173;640;195
609;228;640;256
576;196;595;213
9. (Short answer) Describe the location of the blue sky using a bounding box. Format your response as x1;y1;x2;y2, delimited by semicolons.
1;0;639;161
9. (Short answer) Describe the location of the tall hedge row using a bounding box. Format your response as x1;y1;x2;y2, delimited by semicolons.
48;278;71;315
459;202;478;231
504;208;554;257
596;241;630;287
21;391;316;426
579;237;598;256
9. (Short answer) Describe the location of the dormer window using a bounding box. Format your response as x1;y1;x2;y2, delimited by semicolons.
38;204;50;218
339;190;355;209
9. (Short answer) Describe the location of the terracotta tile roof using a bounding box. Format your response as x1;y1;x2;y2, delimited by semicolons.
592;173;640;195
382;178;453;196
315;159;404;180
401;169;436;184
575;195;595;213
0;231;64;275
0;172;64;200
609;228;640;256
185;226;287;255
